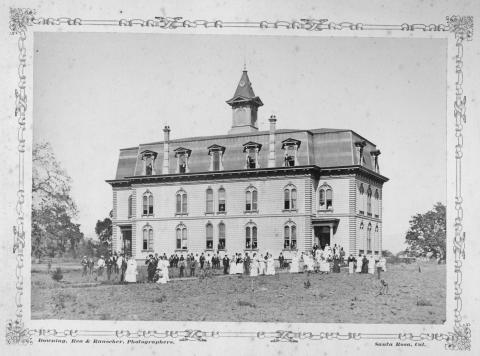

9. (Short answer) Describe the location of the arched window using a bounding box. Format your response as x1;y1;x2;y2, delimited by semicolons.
367;223;372;252
245;222;258;249
176;223;187;250
206;222;213;250
142;190;153;216
218;222;226;250
176;189;187;215
318;183;333;210
283;184;297;210
245;186;258;212
367;186;372;216
218;187;226;212
358;183;365;215
206;187;214;213
283;221;297;250
142;224;153;251
128;194;133;218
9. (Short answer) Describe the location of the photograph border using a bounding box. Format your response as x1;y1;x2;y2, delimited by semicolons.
6;8;473;350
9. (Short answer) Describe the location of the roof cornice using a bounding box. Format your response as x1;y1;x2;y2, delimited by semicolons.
106;165;388;187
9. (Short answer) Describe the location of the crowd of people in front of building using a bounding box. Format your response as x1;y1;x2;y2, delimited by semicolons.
80;243;387;284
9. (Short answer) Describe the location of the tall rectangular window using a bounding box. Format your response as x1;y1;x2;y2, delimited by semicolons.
206;188;214;213
218;223;225;250
206;223;213;249
218;188;226;212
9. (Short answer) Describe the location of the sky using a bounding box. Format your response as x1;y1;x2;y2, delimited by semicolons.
33;32;447;253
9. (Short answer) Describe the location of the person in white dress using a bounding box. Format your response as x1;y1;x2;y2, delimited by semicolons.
228;254;236;275
306;252;315;272
250;253;259;277
319;256;330;273
155;265;167;284
290;252;299;273
368;255;376;275
356;254;363;273
125;256;138;283
236;254;244;274
379;256;387;272
265;253;275;275
258;254;266;275
161;257;170;282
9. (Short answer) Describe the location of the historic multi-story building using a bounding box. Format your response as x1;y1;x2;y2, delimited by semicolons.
107;69;388;261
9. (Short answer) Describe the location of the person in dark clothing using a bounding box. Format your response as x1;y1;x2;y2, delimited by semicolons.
199;253;205;269
332;256;341;273
179;255;185;277
105;254;114;281
278;252;285;269
361;255;369;274
223;255;229;274
81;256;88;277
120;254;128;282
87;257;94;275
190;258;197;277
112;252;119;275
244;253;251;275
145;254;157;282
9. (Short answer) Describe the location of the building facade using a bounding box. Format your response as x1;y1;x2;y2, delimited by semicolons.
107;70;388;261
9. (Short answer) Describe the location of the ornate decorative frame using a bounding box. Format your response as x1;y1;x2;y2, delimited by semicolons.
6;8;473;350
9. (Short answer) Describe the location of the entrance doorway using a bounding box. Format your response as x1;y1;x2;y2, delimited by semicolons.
314;226;330;249
120;226;132;257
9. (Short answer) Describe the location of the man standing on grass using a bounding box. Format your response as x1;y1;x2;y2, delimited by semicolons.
87;256;94;275
200;253;205;269
179;255;186;278
112;252;118;276
244;252;251;275
278;252;285;269
145;254;157;283
81;256;88;277
190;256;197;277
97;255;106;278
105;254;114;281
120;254;128;283
222;254;229;274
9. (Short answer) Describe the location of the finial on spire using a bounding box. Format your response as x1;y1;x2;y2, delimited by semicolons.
243;57;247;71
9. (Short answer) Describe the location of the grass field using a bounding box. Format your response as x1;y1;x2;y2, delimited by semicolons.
31;262;445;323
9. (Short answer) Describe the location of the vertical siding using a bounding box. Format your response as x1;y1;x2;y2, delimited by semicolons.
348;177;356;255
112;190;118;252
304;176;313;251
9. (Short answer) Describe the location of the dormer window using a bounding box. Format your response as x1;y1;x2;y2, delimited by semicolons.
174;147;192;174
281;138;301;167
140;150;158;176
243;142;262;169
207;144;225;171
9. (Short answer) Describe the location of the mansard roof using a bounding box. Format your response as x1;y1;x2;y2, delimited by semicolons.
112;128;385;180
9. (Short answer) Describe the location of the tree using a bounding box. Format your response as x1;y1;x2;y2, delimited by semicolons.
32;142;83;259
95;215;112;256
405;202;446;259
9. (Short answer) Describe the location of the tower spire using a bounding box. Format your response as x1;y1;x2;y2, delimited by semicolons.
226;69;263;134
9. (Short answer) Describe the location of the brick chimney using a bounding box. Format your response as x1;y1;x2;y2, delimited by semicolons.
268;114;277;167
163;125;170;174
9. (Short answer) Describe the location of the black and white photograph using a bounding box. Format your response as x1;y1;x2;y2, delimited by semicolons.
31;32;447;324
0;0;479;355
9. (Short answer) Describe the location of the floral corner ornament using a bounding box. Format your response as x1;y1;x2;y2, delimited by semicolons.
6;319;32;345
447;15;473;40
9;8;36;35
445;323;471;351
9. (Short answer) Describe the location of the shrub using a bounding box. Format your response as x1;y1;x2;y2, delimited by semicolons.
237;300;256;308
416;297;432;306
51;267;63;282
